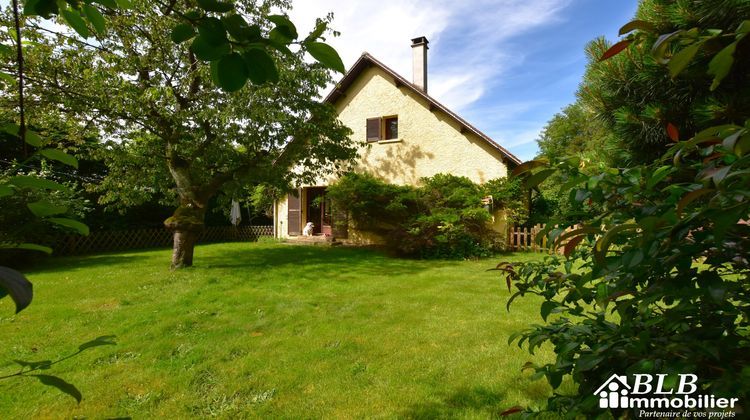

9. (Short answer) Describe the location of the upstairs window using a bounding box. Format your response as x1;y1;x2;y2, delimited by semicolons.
366;116;399;142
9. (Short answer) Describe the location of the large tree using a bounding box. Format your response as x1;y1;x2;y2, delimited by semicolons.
22;0;358;268
536;102;616;166
578;0;750;165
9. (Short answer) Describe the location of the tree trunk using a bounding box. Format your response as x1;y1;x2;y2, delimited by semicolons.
171;229;198;269
164;203;206;270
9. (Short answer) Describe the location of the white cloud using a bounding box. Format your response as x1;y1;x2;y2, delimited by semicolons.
290;0;571;112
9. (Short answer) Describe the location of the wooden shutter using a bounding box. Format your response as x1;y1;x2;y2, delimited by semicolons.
287;190;301;236
366;118;381;142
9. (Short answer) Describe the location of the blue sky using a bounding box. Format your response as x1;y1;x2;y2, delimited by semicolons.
5;0;640;161
290;0;640;161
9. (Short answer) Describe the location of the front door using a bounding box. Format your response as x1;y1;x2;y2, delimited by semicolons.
305;187;332;235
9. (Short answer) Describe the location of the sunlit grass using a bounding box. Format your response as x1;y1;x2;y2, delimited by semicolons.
0;242;561;418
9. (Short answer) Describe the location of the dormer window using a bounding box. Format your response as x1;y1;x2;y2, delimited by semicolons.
366;116;399;142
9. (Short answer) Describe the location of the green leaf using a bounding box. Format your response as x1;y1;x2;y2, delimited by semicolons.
197;17;228;46
170;23;196;44
305;42;345;74
39;148;78;168
511;160;548;177
0;243;53;254
540;301;557;322
32;375;82;403
267;14;298;41
646;165;673;189
0;72;14;84
48;218;90;235
222;15;253;41
651;30;682;63
305;21;328;43
28;200;68;217
676;188;714;215
61;9;90;38
83;4;106;36
0;266;33;313
618;20;656;36
0;43;13;57
242;49;279;84
594;224;638;263
24;0;59;18
25;130;44;147
524;168;556;190
546;370;563;389
2;123;19;136
196;0;234;13
190;36;230;61
9;176;68;191
211;52;249;92
707;41;737;91
668;42;702;78
0;184;13;198
575;355;604;372
4;125;45;147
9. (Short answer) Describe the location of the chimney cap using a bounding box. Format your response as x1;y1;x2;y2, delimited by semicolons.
411;36;429;47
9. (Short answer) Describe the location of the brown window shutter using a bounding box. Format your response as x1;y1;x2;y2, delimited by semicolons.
366;118;381;142
287;190;301;236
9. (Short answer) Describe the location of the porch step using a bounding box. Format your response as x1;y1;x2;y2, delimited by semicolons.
284;235;341;246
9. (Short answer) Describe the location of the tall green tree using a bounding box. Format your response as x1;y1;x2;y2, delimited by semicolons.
21;0;358;268
578;0;750;165
536;102;616;166
500;2;750;417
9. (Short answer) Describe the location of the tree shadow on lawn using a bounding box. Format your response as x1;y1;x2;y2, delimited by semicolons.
198;244;460;278
28;253;152;275
400;385;512;419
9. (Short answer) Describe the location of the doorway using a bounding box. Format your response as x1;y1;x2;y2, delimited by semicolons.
305;187;332;236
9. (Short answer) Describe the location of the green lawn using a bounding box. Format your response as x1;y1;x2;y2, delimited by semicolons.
0;241;560;419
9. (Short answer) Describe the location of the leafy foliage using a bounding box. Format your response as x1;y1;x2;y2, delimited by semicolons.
500;5;750;417
20;0;345;92
327;173;525;259
16;0;358;268
578;0;750;165
532;102;616;222
536;102;617;167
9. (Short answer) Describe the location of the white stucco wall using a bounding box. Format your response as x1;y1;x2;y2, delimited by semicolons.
337;66;509;185
276;65;511;239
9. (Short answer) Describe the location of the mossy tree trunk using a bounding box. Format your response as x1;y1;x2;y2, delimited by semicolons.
163;150;213;269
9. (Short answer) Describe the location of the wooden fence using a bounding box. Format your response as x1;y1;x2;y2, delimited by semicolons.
507;224;580;254
53;225;274;256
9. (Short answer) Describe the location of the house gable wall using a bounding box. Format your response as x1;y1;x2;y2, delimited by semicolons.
275;66;511;239
334;66;508;185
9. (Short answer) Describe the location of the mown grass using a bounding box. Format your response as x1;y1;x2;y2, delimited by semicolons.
0;241;561;419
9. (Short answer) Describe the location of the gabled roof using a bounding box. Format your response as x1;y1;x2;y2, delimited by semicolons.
324;53;522;166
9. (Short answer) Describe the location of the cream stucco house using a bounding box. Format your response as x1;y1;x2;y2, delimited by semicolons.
274;37;521;241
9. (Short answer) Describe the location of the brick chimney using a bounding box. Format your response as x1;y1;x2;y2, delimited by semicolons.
411;36;428;93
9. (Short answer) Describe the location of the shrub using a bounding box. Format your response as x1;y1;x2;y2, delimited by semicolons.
498;7;750;418
327;173;522;258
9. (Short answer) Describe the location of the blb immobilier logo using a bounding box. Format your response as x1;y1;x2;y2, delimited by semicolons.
594;374;739;418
